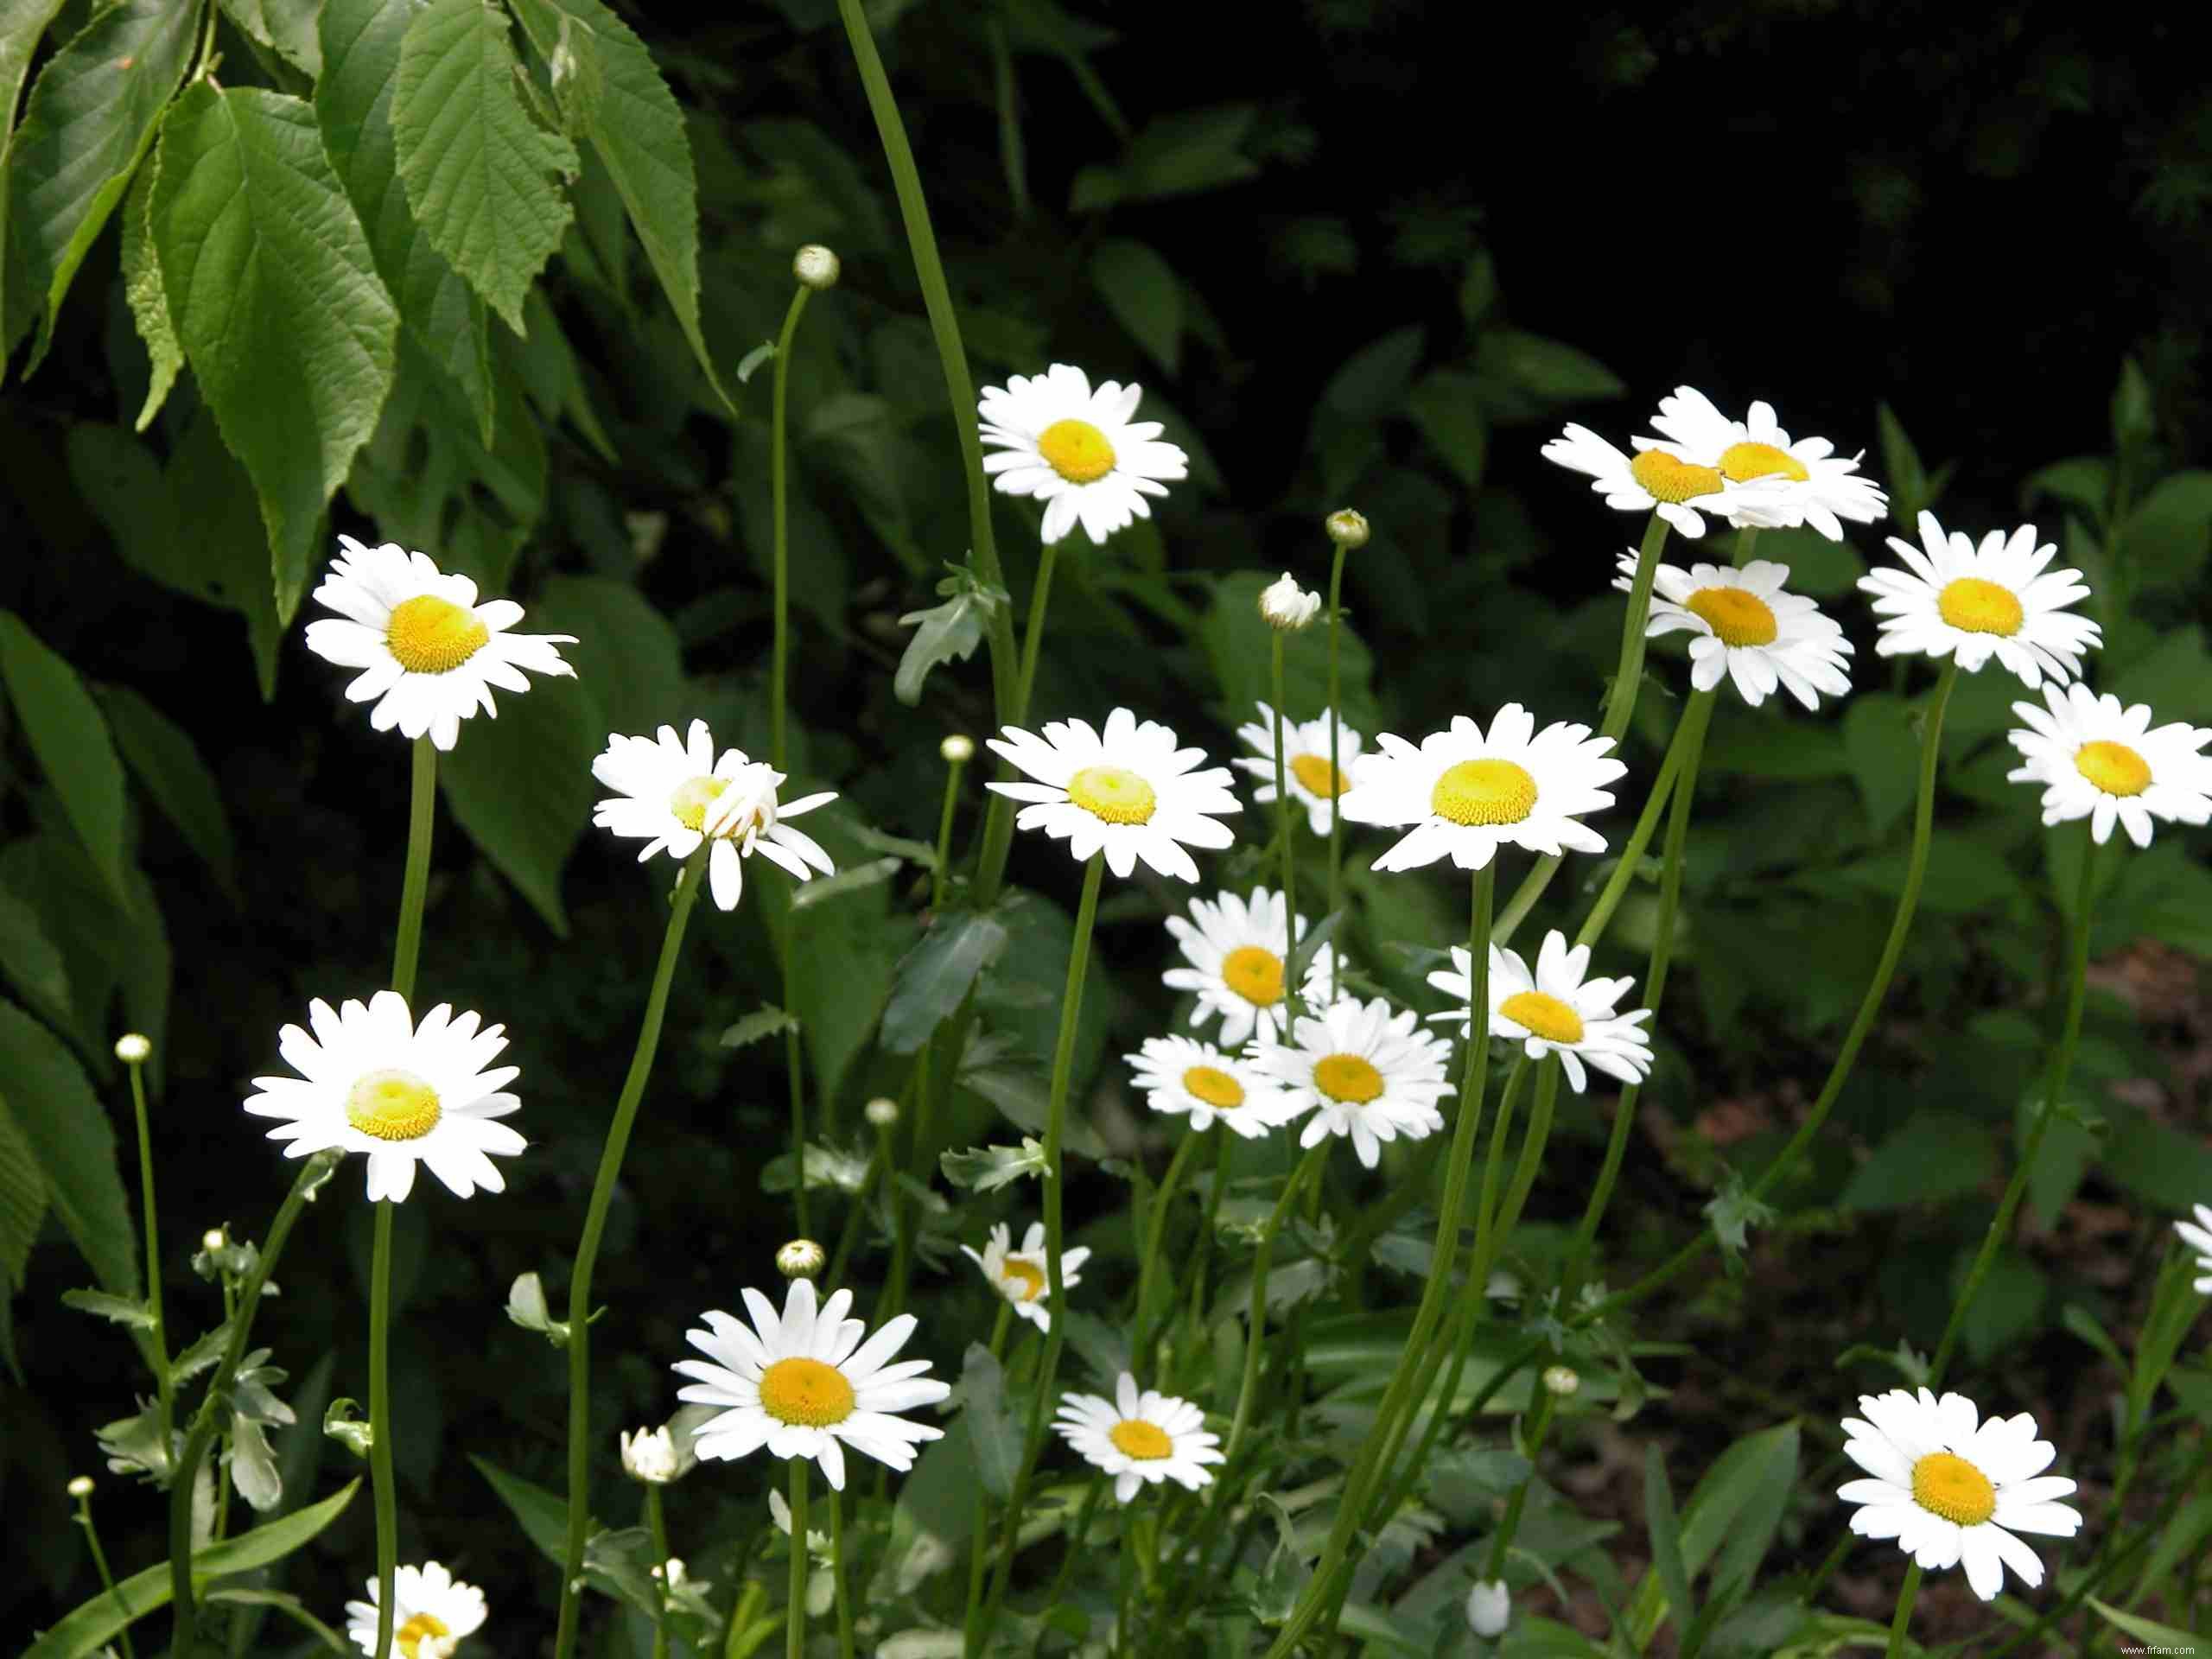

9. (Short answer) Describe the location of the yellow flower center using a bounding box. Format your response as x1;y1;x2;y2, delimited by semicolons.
1000;1258;1046;1303
1037;418;1117;485
385;594;490;674
1313;1052;1384;1105
1066;765;1157;825
1685;585;1779;648
1220;945;1286;1008
1108;1418;1174;1460
1289;752;1349;798
1432;759;1538;827
757;1356;856;1427
1935;576;2024;637
1910;1451;1996;1528
1719;440;1810;483
396;1611;453;1659
1629;448;1724;503
345;1069;442;1142
668;774;730;833
1181;1065;1245;1109
1499;989;1585;1045
2075;740;2151;798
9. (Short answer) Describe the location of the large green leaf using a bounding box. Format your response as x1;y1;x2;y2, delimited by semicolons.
98;682;240;901
468;1454;655;1614
436;677;598;935
0;997;136;1295
0;885;69;1026
0;610;130;901
0;1090;44;1289
532;574;683;737
149;83;398;622
0;0;72;359
1;0;194;367
1838;1114;1996;1212
391;0;576;337
1088;237;1181;374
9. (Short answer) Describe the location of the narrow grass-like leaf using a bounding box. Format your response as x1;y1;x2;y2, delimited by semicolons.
1644;1445;1695;1642
0;610;130;901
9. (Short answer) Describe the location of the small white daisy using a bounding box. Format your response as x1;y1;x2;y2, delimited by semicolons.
243;992;525;1205
977;364;1189;546
1053;1372;1223;1503
1612;554;1853;710
1233;703;1364;836
344;1560;486;1658
674;1277;950;1491
1161;886;1341;1047
592;721;838;911
1426;930;1653;1094
620;1425;678;1484
986;708;1238;882
1858;512;2103;688
1339;706;1626;874
1124;1035;1302;1138
2005;683;2212;848
2177;1203;2212;1294
1638;386;1887;541
1258;571;1321;630
1247;995;1454;1170
304;536;576;751
1837;1388;2082;1601
1541;422;1782;540
958;1222;1092;1333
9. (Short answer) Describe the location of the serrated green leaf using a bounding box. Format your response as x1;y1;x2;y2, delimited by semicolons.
435;676;597;934
894;582;999;707
217;0;321;73
0;881;70;1026
1088;237;1181;374
119;160;181;431
0;610;130;901
720;1006;798;1052
392;0;576;336
230;1412;283;1510
151;83;398;624
0;0;73;352
98;683;239;901
60;1287;155;1327
881;911;1009;1054
0;1000;137;1298
0;1091;45;1290
940;1140;1046;1193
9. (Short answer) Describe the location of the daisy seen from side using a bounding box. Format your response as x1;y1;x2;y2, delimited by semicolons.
1248;995;1454;1169
1639;385;1887;541
1054;1372;1223;1503
977;364;1189;546
1427;930;1653;1094
1541;421;1783;539
959;1222;1092;1333
986;708;1238;882
1161;886;1341;1047
2005;683;2212;848
1611;554;1853;709
1858;511;2103;688
344;1560;486;1659
2177;1203;2212;1294
1125;1035;1302;1139
1234;703;1363;835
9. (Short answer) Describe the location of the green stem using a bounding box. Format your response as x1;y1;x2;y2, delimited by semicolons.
553;856;708;1659
1225;1144;1328;1460
830;1481;855;1659
645;1485;670;1659
1572;686;1711;953
786;1459;810;1659
1135;1128;1205;1357
1186;1130;1230;1332
1325;542;1349;1001
391;738;435;1003
1929;830;2098;1388
1269;633;1298;936
770;284;812;772
961;1301;1015;1657
127;1054;173;1459
825;1132;887;1290
1485;1378;1560;1579
1014;539;1061;727
786;1018;811;1236
75;1491;137;1659
368;1204;398;1659
932;747;968;912
1732;524;1761;569
1885;1560;1923;1659
1037;1476;1105;1629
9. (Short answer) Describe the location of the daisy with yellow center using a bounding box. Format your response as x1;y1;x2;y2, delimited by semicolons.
1161;887;1342;1048
1125;1035;1301;1139
2005;682;2212;848
1233;702;1364;836
977;364;1190;545
1247;995;1454;1169
1541;420;1786;539
1637;386;1888;541
592;720;838;910
986;708;1239;882
1053;1372;1224;1503
303;536;576;750
674;1278;950;1491
1426;930;1653;1094
1339;705;1626;874
243;992;525;1204
1858;511;2103;688
1611;554;1854;709
1837;1387;2082;1600
344;1560;486;1658
959;1222;1092;1332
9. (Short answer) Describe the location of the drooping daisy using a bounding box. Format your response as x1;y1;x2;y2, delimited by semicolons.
1638;386;1887;541
1161;887;1340;1047
244;992;525;1204
1611;554;1853;710
1339;706;1626;874
1053;1372;1223;1503
959;1222;1092;1333
592;721;838;911
1248;995;1454;1169
1124;1035;1301;1138
1837;1388;2082;1601
1541;422;1783;539
2005;683;2212;848
1234;703;1364;836
977;364;1189;546
1427;931;1653;1094
1858;512;2102;688
986;709;1237;882
304;537;576;751
674;1277;950;1491
344;1560;486;1658
2176;1203;2212;1294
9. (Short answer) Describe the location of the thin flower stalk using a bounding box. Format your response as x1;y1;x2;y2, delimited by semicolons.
1224;1143;1330;1460
1324;536;1350;999
123;1047;172;1462
786;1459;810;1659
1269;632;1299;940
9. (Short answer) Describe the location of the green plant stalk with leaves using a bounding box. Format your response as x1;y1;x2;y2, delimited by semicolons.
1268;631;1299;937
1224;1143;1329;1461
123;1049;172;1469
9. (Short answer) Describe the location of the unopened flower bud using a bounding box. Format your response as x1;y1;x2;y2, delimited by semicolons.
114;1033;151;1065
777;1238;826;1280
940;734;975;764
1325;508;1370;550
793;245;841;291
620;1426;678;1484
652;1556;687;1587
67;1475;94;1499
1542;1364;1580;1397
1258;571;1320;632
1465;1579;1510;1637
865;1096;899;1128
202;1229;227;1254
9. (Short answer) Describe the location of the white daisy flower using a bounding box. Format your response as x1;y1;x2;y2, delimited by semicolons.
1637;386;1887;541
1053;1372;1224;1503
673;1277;950;1491
1339;706;1626;874
977;364;1189;546
986;708;1238;882
1858;512;2103;688
1611;553;1853;710
958;1222;1092;1333
2005;683;2212;849
243;992;525;1205
1233;703;1363;836
620;1425;677;1484
303;536;576;752
592;721;838;911
1248;995;1454;1169
1426;930;1653;1095
1161;886;1340;1047
1837;1388;2082;1601
2177;1203;2212;1294
1540;422;1782;539
344;1560;486;1658
1124;1035;1302;1138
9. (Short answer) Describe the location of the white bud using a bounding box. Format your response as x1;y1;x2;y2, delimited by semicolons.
67;1475;95;1499
793;245;841;290
113;1033;151;1065
202;1229;227;1254
651;1556;687;1587
620;1426;678;1484
777;1238;826;1280
1465;1579;1510;1637
1542;1364;1580;1397
940;733;975;764
1258;571;1320;632
1325;508;1370;550
864;1096;899;1128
